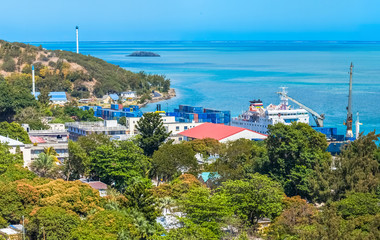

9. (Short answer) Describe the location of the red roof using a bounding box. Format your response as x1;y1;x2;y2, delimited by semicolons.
86;181;108;190
29;136;46;143
179;123;266;141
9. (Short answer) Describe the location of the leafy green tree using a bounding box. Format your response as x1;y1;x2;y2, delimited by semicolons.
211;139;267;182
136;112;170;156
90;141;150;190
123;179;158;222
0;142;23;170
261;122;331;200
180;187;233;237
27;206;80;240
184;138;221;158
65;141;90;180
71;210;139;240
38;87;51;106
218;173;284;226
0;81;37;122
166;219;219;240
118;116;127;126
77;133;111;155
332;132;380;199
0;121;31;143
152;143;198;181
335;192;380;219
15;106;48;130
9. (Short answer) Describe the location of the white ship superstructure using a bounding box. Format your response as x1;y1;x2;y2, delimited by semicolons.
231;88;309;134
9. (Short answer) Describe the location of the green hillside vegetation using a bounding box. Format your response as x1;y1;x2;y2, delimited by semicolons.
0;40;170;99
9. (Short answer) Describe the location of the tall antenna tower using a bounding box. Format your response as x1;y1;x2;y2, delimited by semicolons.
32;65;35;97
76;26;79;54
345;63;354;138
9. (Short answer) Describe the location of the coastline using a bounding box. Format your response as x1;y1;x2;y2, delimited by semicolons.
138;88;176;108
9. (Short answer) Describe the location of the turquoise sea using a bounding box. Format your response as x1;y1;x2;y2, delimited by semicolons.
32;41;380;135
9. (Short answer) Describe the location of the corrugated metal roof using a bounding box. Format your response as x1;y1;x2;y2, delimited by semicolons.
0;135;25;146
109;94;119;101
34;92;67;101
179;122;266;141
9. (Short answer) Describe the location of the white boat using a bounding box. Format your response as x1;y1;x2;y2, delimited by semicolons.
231;88;309;134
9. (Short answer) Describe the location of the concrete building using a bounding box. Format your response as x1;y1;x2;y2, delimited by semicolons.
80;179;108;197
179;123;267;143
66;120;129;141
125;116;202;143
0;135;31;167
34;92;68;105
27;124;69;163
121;91;137;100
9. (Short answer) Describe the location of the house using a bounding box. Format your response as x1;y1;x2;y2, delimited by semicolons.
0;224;23;240
109;93;119;102
80;180;108;197
121;91;137;100
198;172;221;188
0;135;31;167
100;95;112;104
34;92;68;105
179;122;267;143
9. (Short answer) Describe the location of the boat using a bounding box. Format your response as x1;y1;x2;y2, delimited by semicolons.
231;88;309;134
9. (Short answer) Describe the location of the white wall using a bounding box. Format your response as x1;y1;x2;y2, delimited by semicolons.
220;130;267;143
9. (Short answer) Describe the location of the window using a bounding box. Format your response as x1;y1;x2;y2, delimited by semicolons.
184;126;188;130
179;137;183;141
176;126;180;131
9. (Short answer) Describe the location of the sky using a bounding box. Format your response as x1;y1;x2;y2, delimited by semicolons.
0;0;379;42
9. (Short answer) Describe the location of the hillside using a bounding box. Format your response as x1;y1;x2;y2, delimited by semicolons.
0;40;170;99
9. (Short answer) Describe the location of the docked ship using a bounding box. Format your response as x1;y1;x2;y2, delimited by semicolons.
231;88;309;134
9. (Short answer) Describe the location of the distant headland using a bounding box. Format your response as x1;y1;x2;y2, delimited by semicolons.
128;51;160;57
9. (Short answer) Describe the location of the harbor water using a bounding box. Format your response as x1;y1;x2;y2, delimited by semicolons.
32;41;380;135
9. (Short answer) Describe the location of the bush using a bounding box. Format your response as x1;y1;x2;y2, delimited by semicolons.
1;56;16;72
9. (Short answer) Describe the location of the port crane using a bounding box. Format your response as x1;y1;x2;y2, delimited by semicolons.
277;90;325;127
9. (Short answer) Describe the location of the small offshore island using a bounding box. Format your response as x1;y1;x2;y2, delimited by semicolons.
128;51;160;57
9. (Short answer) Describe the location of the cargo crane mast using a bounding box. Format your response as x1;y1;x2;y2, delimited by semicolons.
345;63;354;138
277;90;325;127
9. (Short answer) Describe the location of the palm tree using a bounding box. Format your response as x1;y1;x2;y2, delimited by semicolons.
43;147;59;163
31;152;55;177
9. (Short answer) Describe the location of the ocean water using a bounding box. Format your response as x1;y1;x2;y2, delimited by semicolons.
32;41;380;135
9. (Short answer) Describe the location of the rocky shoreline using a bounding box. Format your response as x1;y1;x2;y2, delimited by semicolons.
138;88;176;108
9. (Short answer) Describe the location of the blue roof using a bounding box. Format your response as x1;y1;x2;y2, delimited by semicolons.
109;94;119;101
199;172;220;182
34;92;67;101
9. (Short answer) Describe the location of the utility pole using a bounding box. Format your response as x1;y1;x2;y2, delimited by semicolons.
345;63;354;138
22;215;25;240
76;26;79;54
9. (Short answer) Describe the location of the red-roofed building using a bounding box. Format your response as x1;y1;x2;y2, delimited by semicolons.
179;123;267;143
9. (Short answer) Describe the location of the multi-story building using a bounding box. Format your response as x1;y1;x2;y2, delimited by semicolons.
66;120;129;141
27;124;69;162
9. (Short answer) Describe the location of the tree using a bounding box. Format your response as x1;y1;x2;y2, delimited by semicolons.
77;133;111;155
335;192;380;219
166;219;219;240
38;87;51;106
152;143;198;181
118;116;126;126
0;121;31;143
184;138;221;158
27;206;80;240
260;122;331;200
30;152;56;177
180;187;233;237
15;106;48;130
65;141;90;180
123;178;159;222
90;141;150;190
0;142;23;170
0;81;37;121
332;132;380;199
218;173;284;226
70;210;139;240
136;112;170;156
211;139;267;182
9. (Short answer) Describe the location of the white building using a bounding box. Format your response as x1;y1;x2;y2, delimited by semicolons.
125;116;202;143
0;135;31;167
66;120;129;141
121;91;137;100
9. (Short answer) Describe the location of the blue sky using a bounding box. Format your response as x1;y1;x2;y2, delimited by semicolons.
0;0;379;41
